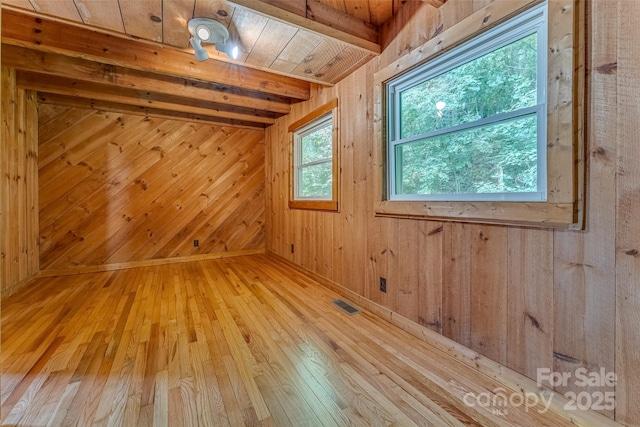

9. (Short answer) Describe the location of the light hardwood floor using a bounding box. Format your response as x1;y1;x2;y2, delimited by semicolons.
2;255;583;426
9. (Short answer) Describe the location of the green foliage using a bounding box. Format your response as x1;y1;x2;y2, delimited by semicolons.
395;33;540;196
299;162;332;198
301;124;332;164
298;120;333;198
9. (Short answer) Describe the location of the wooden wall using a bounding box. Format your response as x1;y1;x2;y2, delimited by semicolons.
39;105;265;271
265;0;640;424
1;67;39;294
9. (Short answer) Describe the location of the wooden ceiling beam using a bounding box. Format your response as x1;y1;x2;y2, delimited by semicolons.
3;45;290;116
1;6;311;101
37;93;267;130
16;71;276;125
228;0;381;54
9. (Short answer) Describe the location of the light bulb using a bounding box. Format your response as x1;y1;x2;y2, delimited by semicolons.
196;25;211;41
216;42;240;60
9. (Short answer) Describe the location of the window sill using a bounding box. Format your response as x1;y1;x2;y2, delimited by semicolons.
374;200;578;228
289;200;339;212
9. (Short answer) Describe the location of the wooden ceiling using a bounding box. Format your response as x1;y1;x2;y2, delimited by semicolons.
1;0;446;129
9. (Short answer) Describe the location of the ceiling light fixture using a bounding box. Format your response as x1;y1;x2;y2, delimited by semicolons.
187;18;239;62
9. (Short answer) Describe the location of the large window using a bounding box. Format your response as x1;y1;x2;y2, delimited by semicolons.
373;0;584;227
387;3;547;202
289;99;339;211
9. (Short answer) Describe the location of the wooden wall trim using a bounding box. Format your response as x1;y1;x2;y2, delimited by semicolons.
2;272;41;300
39;248;266;278
265;251;621;427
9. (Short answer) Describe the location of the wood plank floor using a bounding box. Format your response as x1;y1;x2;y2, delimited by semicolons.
2;254;579;426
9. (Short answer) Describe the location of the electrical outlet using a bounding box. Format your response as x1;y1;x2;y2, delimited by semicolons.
380;277;387;293
194;239;199;248
291;244;295;253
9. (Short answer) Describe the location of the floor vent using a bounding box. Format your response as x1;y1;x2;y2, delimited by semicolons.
332;299;360;315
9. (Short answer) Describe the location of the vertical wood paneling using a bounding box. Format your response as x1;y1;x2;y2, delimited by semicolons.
1;67;39;293
616;0;640;424
38;106;265;270
418;220;443;332
552;0;616;416
442;223;471;346
470;225;508;365
507;228;554;379
264;1;639;424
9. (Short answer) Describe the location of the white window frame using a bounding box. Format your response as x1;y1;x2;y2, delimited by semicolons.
386;2;548;202
293;113;333;201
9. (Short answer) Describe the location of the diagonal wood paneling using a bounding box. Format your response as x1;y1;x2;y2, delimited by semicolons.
38;104;265;270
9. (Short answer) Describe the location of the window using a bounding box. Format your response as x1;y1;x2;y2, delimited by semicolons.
387;4;547;202
373;0;584;227
289;99;339;211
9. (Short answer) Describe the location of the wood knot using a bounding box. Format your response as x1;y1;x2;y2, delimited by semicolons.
591;147;608;160
596;62;617;74
432;23;444;38
427;225;443;236
626;249;639;257
525;313;544;332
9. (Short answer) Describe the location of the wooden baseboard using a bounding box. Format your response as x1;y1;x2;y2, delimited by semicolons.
266;252;621;427
40;248;266;278
2;272;41;299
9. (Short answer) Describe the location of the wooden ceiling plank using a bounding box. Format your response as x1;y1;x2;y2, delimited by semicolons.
228;7;269;62
193;0;234;28
28;0;82;22
3;0;34;11
244;19;298;68
228;0;381;54
162;0;196;48
2;45;292;115
314;45;371;83
16;71;277;125
118;0;163;42
73;0;125;32
290;38;344;81
269;29;324;74
1;7;310;101
38;93;267;130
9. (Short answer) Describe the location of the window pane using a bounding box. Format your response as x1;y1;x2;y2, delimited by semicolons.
399;33;537;139
298;162;332;198
395;115;538;196
301;123;332;165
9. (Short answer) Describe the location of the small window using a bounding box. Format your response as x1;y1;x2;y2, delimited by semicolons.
387;3;547;202
289;99;339;211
